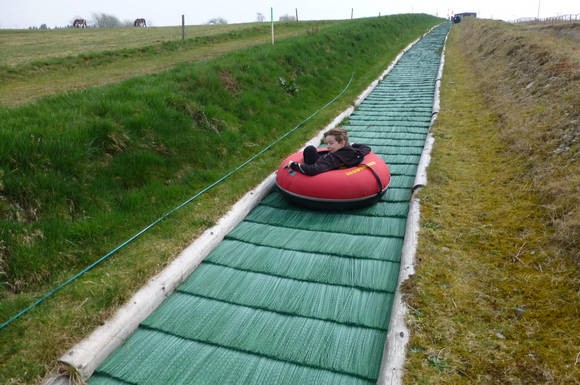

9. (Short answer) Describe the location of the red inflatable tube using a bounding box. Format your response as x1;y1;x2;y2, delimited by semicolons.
275;150;391;210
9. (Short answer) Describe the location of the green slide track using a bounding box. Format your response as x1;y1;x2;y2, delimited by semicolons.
87;23;450;385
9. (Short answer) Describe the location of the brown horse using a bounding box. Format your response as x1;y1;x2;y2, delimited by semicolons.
72;19;87;28
134;18;146;27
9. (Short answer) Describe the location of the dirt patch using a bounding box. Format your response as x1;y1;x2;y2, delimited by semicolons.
220;69;240;95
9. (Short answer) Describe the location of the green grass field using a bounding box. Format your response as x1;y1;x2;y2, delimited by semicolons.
0;22;336;66
0;21;338;107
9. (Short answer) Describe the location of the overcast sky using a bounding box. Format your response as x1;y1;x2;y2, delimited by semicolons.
0;0;578;29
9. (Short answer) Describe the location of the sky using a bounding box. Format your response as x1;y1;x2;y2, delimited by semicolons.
0;0;578;29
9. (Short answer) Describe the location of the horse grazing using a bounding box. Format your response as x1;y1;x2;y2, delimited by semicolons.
72;19;87;28
134;18;146;27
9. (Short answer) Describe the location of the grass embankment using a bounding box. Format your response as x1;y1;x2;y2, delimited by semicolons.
0;14;441;384
403;19;578;384
0;22;339;107
0;23;312;66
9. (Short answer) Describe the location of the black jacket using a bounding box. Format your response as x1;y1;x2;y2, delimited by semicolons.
293;144;371;176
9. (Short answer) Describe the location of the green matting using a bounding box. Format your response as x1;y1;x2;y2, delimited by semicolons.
88;23;450;385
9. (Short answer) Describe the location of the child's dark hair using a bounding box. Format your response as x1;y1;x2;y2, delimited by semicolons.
323;127;349;145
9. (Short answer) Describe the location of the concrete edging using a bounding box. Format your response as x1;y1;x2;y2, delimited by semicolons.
377;24;449;385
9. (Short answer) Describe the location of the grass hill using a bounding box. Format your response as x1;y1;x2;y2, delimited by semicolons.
403;19;578;384
0;21;341;107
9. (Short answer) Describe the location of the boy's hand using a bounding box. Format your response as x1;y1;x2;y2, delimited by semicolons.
284;161;302;172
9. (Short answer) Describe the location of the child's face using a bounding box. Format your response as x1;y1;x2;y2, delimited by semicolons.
325;135;345;153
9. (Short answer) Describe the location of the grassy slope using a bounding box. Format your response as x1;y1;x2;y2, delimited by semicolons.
403;20;578;384
0;22;338;107
0;15;440;384
0;22;336;66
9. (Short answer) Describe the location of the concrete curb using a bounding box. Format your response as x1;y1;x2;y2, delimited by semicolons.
377;24;449;385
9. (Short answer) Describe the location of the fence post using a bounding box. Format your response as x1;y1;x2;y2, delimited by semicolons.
181;15;185;41
271;7;275;45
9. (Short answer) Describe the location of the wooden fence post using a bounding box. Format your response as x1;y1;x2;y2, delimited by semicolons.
181;15;185;41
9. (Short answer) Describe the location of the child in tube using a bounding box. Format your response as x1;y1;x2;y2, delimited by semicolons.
286;127;371;176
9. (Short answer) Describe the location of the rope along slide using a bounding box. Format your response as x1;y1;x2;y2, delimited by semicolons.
88;24;450;385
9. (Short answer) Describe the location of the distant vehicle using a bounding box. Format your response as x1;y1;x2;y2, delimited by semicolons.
452;12;477;23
